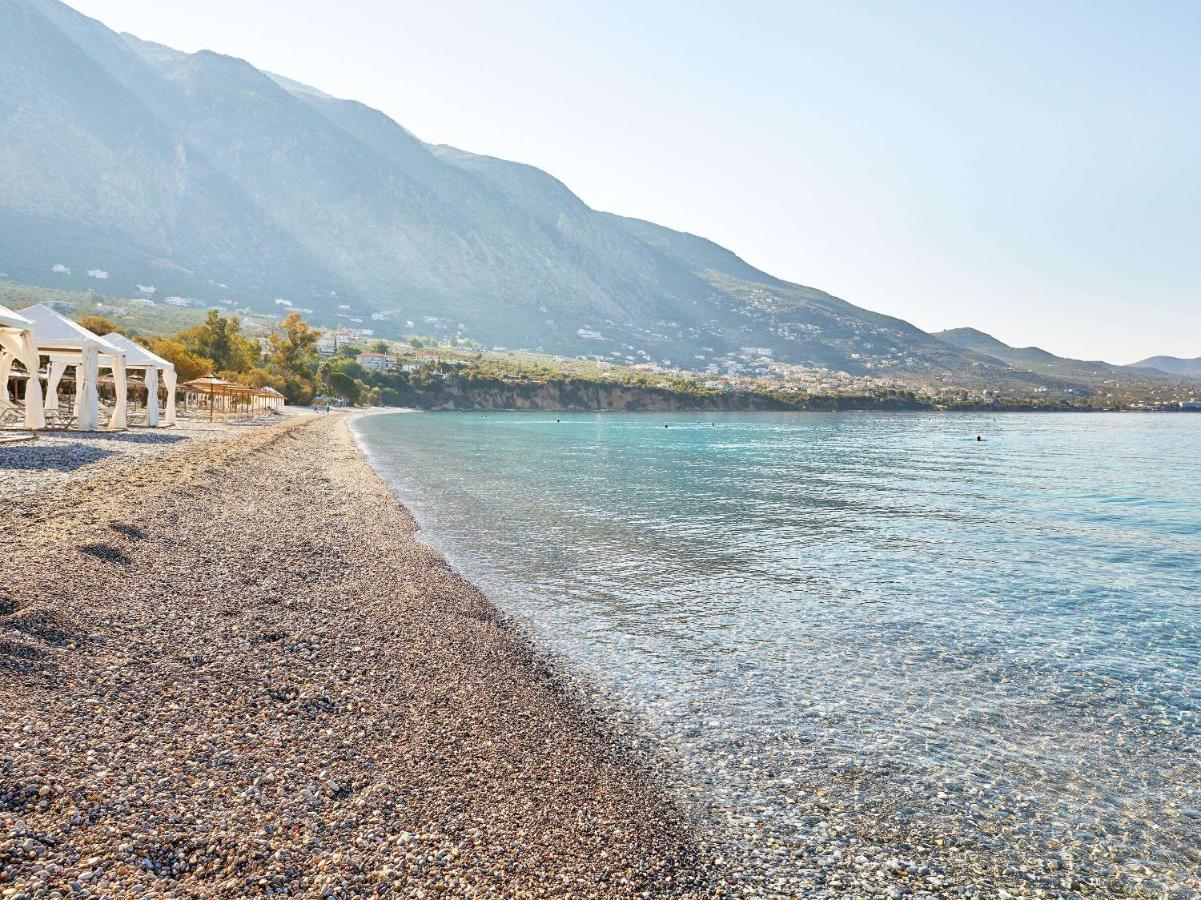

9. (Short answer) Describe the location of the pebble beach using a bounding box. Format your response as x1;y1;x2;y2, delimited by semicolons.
0;414;712;898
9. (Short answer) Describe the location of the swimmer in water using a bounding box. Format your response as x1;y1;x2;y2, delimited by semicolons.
976;435;983;441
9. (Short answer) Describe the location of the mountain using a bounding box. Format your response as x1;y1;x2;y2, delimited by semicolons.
0;0;1137;391
1131;355;1201;377
934;327;1146;383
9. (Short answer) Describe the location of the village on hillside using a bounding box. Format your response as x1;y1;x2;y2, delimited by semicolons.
3;281;1199;413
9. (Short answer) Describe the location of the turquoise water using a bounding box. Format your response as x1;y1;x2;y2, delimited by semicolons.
353;411;1201;895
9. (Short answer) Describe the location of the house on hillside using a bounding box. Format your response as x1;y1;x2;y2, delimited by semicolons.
356;351;392;372
318;327;360;356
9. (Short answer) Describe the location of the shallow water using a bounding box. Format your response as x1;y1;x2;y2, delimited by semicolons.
353;411;1201;896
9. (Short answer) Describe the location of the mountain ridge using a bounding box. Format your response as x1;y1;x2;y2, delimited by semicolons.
0;0;1186;394
934;327;1144;382
1131;355;1201;377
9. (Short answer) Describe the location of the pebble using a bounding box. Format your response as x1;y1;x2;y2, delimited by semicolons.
0;414;712;897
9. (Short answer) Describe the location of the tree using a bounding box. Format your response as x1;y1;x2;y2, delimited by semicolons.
267;312;320;378
328;371;360;402
76;315;123;337
144;338;212;382
282;375;316;405
240;367;287;392
264;313;322;404
177;311;225;366
357;380;380;406
223;318;261;373
331;357;364;380
371;340;389;354
177;310;260;373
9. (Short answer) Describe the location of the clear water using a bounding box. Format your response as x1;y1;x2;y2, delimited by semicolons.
352;411;1201;896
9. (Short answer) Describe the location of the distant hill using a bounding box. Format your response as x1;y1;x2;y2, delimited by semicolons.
1131;355;1201;377
0;0;1154;392
934;327;1146;383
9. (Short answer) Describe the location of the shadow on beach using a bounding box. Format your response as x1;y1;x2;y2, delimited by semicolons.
0;443;111;472
49;430;190;445
0;428;189;471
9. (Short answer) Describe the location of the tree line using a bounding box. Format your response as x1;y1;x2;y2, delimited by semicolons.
78;310;324;404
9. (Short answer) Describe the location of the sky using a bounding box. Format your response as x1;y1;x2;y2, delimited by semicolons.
67;0;1201;363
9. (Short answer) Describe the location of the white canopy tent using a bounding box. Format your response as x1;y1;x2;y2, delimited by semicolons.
102;332;177;427
20;304;128;431
0;304;46;431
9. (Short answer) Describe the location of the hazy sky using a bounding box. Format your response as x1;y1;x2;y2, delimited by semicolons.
68;0;1200;362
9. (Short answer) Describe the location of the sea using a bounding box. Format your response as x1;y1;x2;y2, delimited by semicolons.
352;410;1201;896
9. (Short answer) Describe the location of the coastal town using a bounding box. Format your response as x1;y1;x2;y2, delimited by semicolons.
4;280;1199;416
308;321;1201;413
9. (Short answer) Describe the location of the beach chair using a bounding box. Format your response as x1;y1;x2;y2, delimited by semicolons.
42;405;77;430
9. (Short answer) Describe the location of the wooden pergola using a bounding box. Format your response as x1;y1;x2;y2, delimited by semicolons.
179;376;285;420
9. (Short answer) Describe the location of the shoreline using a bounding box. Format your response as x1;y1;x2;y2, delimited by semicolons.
345;404;1200;415
0;414;714;897
343;409;1201;898
345;410;707;813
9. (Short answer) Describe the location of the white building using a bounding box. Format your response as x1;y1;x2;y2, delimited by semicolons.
356;351;392;372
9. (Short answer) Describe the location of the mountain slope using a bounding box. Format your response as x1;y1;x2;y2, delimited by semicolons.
1131;355;1201;377
0;0;1089;388
934;327;1145;382
0;0;355;305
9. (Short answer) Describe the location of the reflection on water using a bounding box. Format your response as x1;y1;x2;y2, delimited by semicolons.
354;411;1201;896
